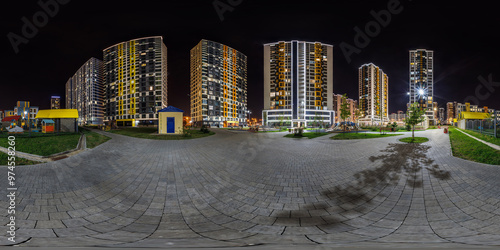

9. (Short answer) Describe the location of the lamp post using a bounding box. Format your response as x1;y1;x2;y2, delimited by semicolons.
24;110;31;137
246;110;251;127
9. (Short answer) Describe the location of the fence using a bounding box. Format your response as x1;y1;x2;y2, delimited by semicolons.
464;110;499;138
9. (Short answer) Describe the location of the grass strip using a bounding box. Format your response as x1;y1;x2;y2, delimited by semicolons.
399;137;429;143
0;134;80;156
449;127;500;165
330;133;402;140
108;127;215;140
284;132;329;139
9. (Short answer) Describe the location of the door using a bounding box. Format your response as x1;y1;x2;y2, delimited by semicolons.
167;117;175;133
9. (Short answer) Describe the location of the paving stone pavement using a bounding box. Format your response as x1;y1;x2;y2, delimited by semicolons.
1;128;500;248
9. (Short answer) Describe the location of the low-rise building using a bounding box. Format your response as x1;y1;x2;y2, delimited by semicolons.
333;94;358;122
13;101;38;120
35;109;79;133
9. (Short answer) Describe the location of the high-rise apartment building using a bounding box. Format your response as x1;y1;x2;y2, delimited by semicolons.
446;101;456;124
409;49;434;123
262;41;334;127
358;63;389;124
65;57;104;125
66;78;75;109
438;107;445;124
103;36;167;126
190;39;247;127
51;96;61;109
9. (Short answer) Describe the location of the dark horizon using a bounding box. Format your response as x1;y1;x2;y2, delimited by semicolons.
2;0;499;116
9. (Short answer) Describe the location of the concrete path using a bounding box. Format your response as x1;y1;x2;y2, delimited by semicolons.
1;128;500;248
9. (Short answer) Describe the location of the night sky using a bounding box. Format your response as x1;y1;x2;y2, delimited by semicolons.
2;0;500;115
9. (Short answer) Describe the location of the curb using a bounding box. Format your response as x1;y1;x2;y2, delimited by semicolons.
0;133;86;163
455;128;500;151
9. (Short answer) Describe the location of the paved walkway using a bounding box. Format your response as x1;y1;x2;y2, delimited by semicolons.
455;128;500;151
1;128;500;248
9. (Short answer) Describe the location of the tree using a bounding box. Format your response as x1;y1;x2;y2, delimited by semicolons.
405;102;426;140
340;94;351;134
374;91;383;132
391;122;398;132
353;108;363;133
313;113;322;133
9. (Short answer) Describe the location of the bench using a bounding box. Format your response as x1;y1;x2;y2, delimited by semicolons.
380;127;393;134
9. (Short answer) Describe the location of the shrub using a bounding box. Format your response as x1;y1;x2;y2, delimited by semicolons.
294;127;304;137
200;125;210;134
405;124;411;131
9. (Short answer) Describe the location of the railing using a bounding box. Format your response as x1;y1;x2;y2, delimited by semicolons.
464;109;499;138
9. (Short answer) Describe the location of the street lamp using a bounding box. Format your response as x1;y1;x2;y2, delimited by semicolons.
24;110;31;137
246;110;252;127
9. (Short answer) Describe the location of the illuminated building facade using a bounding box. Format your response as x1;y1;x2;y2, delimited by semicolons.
103;36;167;126
409;49;434;123
358;63;389;125
66;57;104;125
446;101;456;124
262;41;334;127
51;96;61;109
333;94;358;122
13;101;38;120
190;39;247;127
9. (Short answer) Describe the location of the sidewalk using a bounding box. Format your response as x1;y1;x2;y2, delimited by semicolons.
455;128;500;150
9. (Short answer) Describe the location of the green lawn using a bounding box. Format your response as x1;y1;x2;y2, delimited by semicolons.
0;152;41;165
284;132;329;139
80;128;111;148
449;127;500;165
0;133;81;156
304;128;327;131
330;133;403;140
456;128;500;147
259;128;288;133
399;137;429;143
108;127;215;140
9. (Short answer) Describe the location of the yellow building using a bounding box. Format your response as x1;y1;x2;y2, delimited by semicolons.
457;111;491;130
358;63;389;125
35;109;79;132
103;36;168;126
158;106;184;134
190;39;247;127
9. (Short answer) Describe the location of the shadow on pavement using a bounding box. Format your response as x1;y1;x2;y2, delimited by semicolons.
270;143;452;227
331;143;451;195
